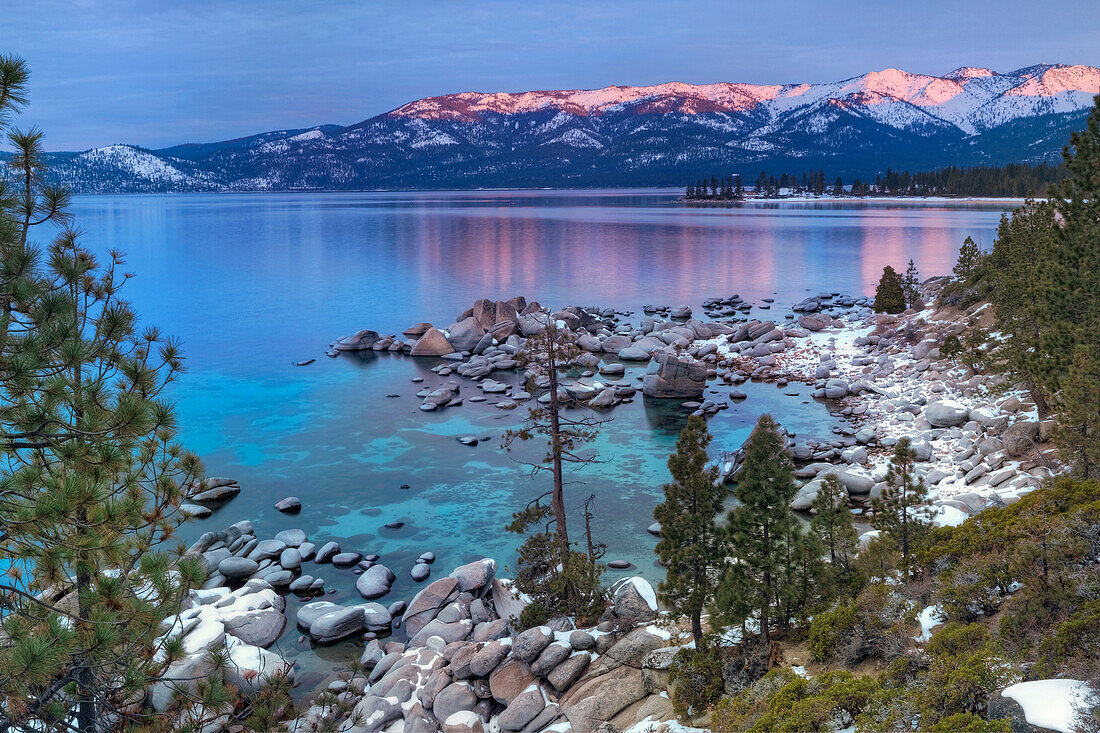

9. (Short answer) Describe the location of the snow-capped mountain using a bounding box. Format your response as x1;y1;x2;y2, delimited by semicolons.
36;64;1100;192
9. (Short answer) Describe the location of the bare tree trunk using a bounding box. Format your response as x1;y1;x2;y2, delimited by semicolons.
546;344;569;561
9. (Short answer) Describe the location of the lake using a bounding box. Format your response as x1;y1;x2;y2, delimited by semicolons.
64;190;1014;682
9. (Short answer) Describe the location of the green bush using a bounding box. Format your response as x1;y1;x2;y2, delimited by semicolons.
930;713;1011;732
941;332;963;360
669;647;725;717
1034;600;1100;678
710;669;877;732
516;602;549;630
808;583;913;666
938;553;1013;622
808;602;856;662
918;624;1018;725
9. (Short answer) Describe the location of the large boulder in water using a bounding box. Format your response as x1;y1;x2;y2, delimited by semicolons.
471;299;519;331
309;606;364;644
446;317;486;352
333;329;380;351
403;322;433;338
411;327;457;357
355;564;396;599
642;352;706;399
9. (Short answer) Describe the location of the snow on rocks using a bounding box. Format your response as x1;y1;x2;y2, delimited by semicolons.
706;290;1061;520
290;557;676;733
152;579;294;718
1000;679;1096;733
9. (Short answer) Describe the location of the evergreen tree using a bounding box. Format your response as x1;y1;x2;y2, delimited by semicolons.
654;416;726;647
504;316;607;623
685;185;694;199
832;176;844;196
953;236;982;281
780;525;826;627
983;201;1061;417
1055;346;1100;479
871;438;932;577
1045;96;1100;475
811;473;858;575
715;414;798;642
873;265;906;314
0;55;208;732
903;259;921;309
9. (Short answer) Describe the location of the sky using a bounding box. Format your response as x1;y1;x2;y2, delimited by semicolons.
5;0;1099;151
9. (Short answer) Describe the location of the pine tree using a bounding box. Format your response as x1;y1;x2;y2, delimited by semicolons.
1046;96;1100;474
870;438;932;577
0;55;208;732
811;473;858;575
504;316;607;623
833;177;844;196
984;201;1061;418
903;259;921;309
953;236;982;281
715;414;798;642
654;416;726;647
873;265;906;314
779;525;826;627
1055;345;1100;479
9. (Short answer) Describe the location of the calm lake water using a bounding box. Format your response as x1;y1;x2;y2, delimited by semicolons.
64;190;1014;683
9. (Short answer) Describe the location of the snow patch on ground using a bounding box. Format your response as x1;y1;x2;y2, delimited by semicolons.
913;605;945;642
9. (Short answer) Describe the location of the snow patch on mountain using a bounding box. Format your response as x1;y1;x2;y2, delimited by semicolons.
77;145;196;184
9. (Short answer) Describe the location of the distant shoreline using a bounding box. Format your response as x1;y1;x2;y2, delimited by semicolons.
63;187;1032;203
681;194;1031;205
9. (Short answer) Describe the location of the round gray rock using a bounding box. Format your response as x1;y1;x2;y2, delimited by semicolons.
218;557;259;579
355;564;396;599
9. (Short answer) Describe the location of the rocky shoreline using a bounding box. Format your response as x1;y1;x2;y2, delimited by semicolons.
327;284;1053;525
161;526;685;733
159;284;1059;732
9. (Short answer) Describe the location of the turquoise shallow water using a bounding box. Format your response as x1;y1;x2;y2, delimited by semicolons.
58;190;1014;686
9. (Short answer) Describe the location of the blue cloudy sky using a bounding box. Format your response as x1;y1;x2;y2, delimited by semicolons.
5;0;1099;150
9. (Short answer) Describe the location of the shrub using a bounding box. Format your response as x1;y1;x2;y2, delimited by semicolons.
710;669;877;732
516;602;549;630
930;713;1011;732
937;553;1013;622
668;647;725;717
808;602;856;662
719;638;773;695
1034;600;1100;678
941;332;963;361
918;623;1018;724
808;583;913;666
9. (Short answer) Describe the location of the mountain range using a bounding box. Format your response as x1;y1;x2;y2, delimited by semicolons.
35;63;1100;192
